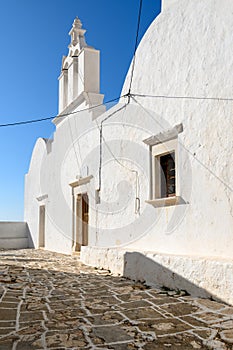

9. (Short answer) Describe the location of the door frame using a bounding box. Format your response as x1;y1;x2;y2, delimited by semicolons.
74;192;89;252
69;175;93;252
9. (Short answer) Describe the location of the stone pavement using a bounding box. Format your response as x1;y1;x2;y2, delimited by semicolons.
0;250;233;350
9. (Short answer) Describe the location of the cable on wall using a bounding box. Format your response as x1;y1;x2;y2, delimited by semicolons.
131;93;233;102
132;95;233;194
2;92;233;128
95;105;141;214
0;95;124;128
98;104;127;192
127;0;143;103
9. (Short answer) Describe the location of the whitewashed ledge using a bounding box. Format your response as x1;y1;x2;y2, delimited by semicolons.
80;245;233;306
0;222;31;249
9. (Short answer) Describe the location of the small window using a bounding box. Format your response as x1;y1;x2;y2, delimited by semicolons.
160;152;176;198
143;124;183;207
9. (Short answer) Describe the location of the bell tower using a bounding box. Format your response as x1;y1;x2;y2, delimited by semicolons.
57;17;104;120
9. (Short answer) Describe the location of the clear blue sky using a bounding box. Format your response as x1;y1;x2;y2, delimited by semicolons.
0;0;161;221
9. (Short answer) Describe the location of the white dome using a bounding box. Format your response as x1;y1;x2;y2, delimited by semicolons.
121;0;233;262
122;0;233;99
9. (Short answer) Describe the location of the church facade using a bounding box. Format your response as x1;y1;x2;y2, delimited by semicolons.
25;0;233;304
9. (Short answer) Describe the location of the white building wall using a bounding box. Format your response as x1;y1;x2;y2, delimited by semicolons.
0;222;30;249
25;1;233;303
81;246;233;305
83;49;100;93
67;62;74;106
119;0;233;258
25;96;233;257
58;70;68;113
24;138;48;249
81;0;233;303
77;52;85;96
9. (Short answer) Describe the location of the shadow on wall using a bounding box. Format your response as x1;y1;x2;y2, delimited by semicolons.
123;251;224;303
27;224;35;249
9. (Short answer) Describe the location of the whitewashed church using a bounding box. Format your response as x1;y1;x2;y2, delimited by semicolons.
25;0;233;305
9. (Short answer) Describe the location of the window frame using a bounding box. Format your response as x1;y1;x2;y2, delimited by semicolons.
152;138;178;201
143;124;183;208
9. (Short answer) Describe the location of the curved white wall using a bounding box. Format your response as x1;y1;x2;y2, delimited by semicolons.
25;138;47;249
120;0;233;258
25;0;233;263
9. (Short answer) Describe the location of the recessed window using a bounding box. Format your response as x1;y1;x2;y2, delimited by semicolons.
160;152;176;198
153;142;177;200
151;145;179;207
143;124;184;207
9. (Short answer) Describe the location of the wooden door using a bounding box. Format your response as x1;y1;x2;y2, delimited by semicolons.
82;193;89;246
75;193;89;251
39;205;45;248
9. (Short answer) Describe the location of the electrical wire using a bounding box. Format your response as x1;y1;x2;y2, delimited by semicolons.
98;104;127;191
131;93;233;102
1;92;233;128
67;112;81;171
0;95;125;128
95;105;141;214
128;0;143;97
132;95;233;193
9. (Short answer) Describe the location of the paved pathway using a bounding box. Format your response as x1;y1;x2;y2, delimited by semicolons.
0;249;233;349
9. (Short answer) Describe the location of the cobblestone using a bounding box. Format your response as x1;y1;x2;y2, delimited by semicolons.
0;249;232;349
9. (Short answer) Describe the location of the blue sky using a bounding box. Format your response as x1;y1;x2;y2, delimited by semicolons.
0;0;161;221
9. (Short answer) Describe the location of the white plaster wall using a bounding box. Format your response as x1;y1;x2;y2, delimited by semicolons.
58;71;68;113
79;0;233;304
119;0;233;259
81;246;233;305
67;61;74;106
25;102;155;254
83;49;100;93
162;0;179;10
25;103;104;254
25;0;233;296
0;222;30;249
25;98;233;258
24;138;48;249
78;52;85;96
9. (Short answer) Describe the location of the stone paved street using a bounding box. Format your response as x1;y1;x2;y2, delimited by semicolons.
0;250;233;349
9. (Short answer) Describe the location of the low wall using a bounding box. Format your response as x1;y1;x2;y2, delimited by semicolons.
81;246;233;305
0;222;31;249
